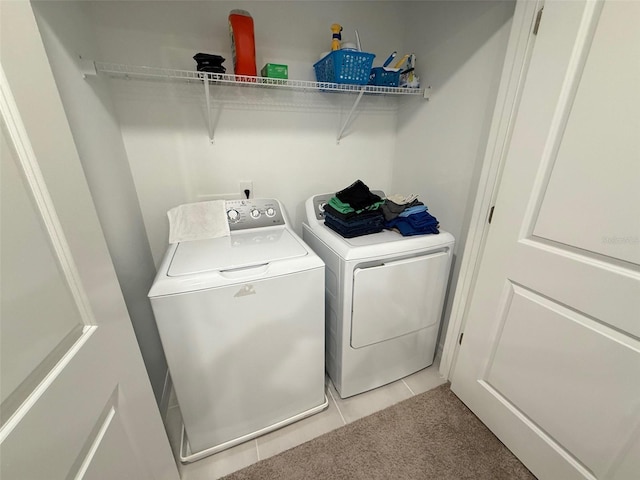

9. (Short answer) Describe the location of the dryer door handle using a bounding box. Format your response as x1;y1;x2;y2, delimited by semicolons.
219;263;269;279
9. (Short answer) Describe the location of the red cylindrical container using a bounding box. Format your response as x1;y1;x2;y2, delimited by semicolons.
228;9;257;76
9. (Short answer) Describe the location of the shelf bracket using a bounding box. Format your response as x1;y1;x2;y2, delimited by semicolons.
204;74;214;143
80;57;98;79
336;88;365;144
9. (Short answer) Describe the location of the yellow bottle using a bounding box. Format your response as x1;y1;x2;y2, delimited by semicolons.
331;24;343;51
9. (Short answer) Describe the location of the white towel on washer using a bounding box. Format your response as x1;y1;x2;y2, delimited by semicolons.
167;200;230;244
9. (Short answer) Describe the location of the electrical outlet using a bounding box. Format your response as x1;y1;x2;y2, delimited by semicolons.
240;181;253;199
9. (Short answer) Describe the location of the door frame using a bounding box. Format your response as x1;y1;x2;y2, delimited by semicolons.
439;0;544;379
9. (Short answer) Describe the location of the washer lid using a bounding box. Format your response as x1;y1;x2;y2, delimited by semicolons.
168;228;308;276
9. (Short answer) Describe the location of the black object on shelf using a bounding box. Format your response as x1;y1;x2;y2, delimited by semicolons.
193;53;226;73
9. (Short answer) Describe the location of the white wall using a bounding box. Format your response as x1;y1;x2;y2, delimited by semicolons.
393;0;516;353
32;1;168;403
87;0;407;265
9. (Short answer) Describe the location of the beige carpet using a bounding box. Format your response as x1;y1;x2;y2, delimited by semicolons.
222;384;536;480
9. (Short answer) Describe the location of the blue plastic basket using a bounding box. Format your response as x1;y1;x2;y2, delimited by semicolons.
313;50;375;85
368;67;401;87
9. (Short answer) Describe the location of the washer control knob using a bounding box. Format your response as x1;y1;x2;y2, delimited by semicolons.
250;209;261;219
227;209;240;222
265;207;276;217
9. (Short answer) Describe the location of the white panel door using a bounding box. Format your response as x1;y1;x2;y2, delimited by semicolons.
451;1;640;480
0;3;178;479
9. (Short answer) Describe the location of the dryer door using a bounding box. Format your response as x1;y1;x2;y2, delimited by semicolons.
351;252;450;348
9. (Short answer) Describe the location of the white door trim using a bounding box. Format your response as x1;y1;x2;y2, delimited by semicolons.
439;0;544;379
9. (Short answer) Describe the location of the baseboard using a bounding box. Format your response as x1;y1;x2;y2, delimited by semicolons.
435;343;444;369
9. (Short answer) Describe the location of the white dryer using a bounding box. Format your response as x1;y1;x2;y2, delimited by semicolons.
302;193;455;398
149;198;327;462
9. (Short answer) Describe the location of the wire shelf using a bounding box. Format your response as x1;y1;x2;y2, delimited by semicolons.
94;62;426;97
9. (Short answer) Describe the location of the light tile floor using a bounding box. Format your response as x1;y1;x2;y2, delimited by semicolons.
164;363;447;480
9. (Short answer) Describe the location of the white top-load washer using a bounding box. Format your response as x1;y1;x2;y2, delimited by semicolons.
149;199;327;463
302;193;455;398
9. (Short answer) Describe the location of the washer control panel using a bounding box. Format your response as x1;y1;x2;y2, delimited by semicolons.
226;199;285;230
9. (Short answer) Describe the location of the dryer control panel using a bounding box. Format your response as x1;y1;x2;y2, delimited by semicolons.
311;194;333;221
312;191;386;221
225;199;285;230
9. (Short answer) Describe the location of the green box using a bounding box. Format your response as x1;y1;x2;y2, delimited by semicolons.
261;63;288;79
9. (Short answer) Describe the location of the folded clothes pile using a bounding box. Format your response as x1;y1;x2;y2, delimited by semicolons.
323;180;385;238
323;181;440;238
381;194;440;236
